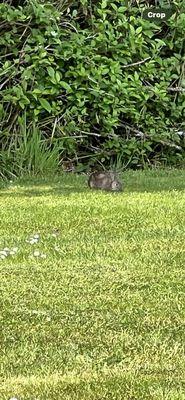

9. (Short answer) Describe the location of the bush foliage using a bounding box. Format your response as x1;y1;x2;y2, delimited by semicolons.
0;0;185;176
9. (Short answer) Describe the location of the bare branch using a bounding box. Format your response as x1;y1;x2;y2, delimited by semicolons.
167;87;185;92
122;57;151;68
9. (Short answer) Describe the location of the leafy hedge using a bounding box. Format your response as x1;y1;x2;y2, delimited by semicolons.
0;0;185;176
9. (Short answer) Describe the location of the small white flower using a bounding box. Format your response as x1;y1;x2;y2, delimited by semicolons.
26;234;39;244
33;250;40;257
12;247;18;252
33;234;40;239
0;255;6;260
54;246;60;252
9;397;18;400
30;238;38;244
0;250;8;256
40;254;46;259
9;250;15;255
3;247;10;252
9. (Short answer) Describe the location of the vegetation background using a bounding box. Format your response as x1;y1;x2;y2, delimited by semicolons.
0;0;185;178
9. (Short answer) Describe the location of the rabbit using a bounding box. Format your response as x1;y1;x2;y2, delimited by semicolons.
88;171;122;192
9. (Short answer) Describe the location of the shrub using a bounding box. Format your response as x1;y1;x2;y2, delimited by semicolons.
0;0;185;176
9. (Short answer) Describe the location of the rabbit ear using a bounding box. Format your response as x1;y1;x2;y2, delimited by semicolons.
109;172;115;179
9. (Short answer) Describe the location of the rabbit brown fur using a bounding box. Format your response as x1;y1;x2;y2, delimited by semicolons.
88;171;122;192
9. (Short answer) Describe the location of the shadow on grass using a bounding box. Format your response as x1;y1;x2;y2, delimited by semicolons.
0;171;185;197
0;186;88;197
0;186;185;198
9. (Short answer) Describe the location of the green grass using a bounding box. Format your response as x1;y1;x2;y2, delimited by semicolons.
0;169;185;400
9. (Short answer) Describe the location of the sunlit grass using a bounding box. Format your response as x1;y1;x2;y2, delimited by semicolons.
0;169;185;399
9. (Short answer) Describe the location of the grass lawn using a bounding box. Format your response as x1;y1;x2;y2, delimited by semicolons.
0;169;185;400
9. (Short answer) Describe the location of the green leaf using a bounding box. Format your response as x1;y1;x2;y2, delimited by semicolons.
22;68;32;80
134;71;139;81
101;68;109;75
118;7;127;12
101;0;107;9
60;81;72;92
111;3;117;11
19;102;25;109
136;26;142;34
39;98;52;113
55;71;60;82
47;66;55;78
130;25;135;35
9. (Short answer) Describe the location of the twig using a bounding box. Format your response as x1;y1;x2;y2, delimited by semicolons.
122;57;151;68
60;21;78;33
119;121;147;138
85;34;98;40
19;20;32;41
0;52;14;59
119;121;183;150
159;141;182;150
167;87;185;92
80;130;101;137
143;81;185;93
51;117;58;141
0;77;10;90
